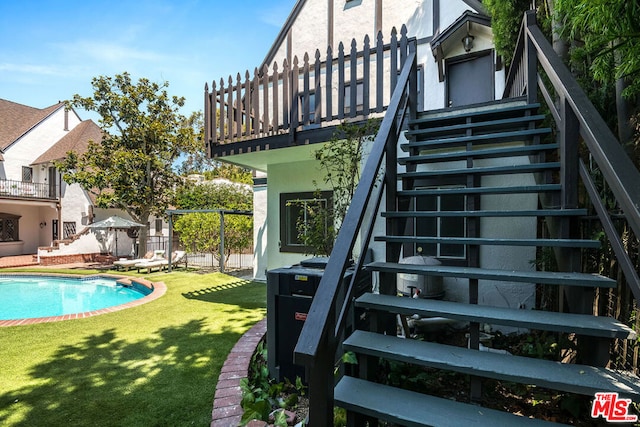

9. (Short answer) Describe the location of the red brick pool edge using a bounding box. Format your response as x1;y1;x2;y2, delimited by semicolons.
0;274;167;327
211;317;267;427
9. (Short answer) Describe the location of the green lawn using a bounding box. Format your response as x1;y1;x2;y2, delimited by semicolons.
0;269;266;426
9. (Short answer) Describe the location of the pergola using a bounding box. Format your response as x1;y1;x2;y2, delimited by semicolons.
165;208;252;272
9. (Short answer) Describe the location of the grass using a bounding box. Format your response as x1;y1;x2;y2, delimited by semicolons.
0;268;266;426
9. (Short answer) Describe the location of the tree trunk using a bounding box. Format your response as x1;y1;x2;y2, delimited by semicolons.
135;213;150;257
615;48;634;148
547;0;569;62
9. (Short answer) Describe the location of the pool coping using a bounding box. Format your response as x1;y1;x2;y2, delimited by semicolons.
0;273;167;327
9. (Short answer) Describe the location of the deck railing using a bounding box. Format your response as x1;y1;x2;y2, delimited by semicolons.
204;26;412;150
0;179;56;200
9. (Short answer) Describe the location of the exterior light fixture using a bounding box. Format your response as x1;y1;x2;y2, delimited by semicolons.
462;33;474;52
462;21;474;53
40;221;47;228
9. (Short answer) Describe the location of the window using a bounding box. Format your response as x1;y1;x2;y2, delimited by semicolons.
415;187;466;259
22;166;33;183
343;81;364;114
280;191;332;253
299;91;316;123
0;213;20;241
155;218;163;235
63;221;76;239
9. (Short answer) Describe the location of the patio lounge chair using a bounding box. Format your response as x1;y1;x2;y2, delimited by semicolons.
135;257;169;273
169;250;187;269
134;251;169;273
113;251;154;271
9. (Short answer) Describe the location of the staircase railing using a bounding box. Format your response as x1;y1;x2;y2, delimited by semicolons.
504;11;640;321
293;39;417;425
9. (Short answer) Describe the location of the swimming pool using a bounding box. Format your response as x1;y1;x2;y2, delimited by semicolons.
0;274;155;322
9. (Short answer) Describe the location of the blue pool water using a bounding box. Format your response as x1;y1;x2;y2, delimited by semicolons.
0;275;148;320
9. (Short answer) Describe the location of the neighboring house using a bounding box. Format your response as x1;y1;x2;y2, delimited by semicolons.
0;98;90;257
0;98;167;261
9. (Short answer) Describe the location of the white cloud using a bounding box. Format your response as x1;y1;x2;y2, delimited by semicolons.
0;63;61;76
55;40;171;64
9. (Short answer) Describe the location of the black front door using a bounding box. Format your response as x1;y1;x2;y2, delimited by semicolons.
446;51;494;108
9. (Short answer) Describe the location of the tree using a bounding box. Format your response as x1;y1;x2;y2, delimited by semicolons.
175;110;217;175
57;72;198;254
554;0;640;150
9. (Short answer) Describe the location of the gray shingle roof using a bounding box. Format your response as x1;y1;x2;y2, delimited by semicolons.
31;119;102;165
0;98;63;150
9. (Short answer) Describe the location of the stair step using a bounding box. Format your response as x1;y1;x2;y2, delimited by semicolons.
344;331;640;398
335;376;563;426
398;143;559;165
410;101;541;126
399;162;560;179
401;128;552;151
356;293;630;337
382;209;587;218
365;261;616;289
397;184;561;196
374;235;601;249
406;114;546;137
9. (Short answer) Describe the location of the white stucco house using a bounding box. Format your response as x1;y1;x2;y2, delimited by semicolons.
204;0;538;311
0;98;170;263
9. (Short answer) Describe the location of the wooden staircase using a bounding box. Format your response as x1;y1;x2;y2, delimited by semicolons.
331;101;640;425
294;14;640;425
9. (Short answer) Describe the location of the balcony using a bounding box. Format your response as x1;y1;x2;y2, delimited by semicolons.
0;179;57;200
204;26;415;158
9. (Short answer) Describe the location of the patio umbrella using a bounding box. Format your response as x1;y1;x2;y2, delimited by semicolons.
89;215;145;256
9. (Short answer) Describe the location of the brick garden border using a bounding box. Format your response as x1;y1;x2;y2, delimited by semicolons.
211;317;267;426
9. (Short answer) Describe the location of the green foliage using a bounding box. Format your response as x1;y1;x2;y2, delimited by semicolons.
175;110;217;175
484;0;532;65
173;211;252;264
240;341;306;426
318;119;380;225
57;72;199;253
294;119;380;256
203;163;253;185
555;0;640;100
175;179;252;211
173;179;252;264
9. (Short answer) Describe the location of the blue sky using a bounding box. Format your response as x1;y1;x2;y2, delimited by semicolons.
0;0;297;119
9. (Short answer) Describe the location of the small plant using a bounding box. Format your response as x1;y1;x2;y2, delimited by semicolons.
293;119;380;256
240;341;306;426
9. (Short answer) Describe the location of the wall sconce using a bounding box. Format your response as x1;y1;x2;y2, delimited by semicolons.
40;221;47;229
462;33;474;53
462;21;474;53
